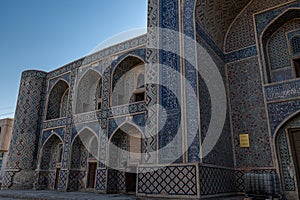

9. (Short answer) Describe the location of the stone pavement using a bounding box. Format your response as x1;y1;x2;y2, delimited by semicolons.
0;190;244;200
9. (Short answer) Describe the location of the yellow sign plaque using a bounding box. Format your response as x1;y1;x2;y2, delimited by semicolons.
240;134;250;148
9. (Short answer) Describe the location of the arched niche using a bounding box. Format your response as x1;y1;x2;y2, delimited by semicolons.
275;112;300;199
39;133;64;190
261;9;300;83
69;128;99;191
111;56;145;106
46;80;69;120
107;122;144;193
75;69;102;114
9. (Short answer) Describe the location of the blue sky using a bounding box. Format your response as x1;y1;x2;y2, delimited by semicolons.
0;0;147;118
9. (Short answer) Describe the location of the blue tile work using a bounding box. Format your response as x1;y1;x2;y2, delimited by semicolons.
183;0;201;163
226;57;273;168
3;70;47;189
58;170;68;191
255;2;300;37
157;0;183;164
274;114;300;191
255;2;300;83
264;19;300;83
196;28;234;167
41;128;65;146
46;80;69;120
158;111;182;164
95;168;107;191
9;0;300;197
49;73;70;91
43;118;68;129
195;0;250;51
225;45;258;63
199;166;235;196
137;164;198;197
277;128;296;191
265;79;300;102
268;99;300;135
225;0;292;53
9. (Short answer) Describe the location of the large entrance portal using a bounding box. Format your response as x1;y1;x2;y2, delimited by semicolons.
289;129;300;193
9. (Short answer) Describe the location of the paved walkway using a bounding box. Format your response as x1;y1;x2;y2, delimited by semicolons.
0;190;135;200
0;190;244;200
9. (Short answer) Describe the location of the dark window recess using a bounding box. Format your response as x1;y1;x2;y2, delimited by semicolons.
294;58;300;78
135;92;145;102
98;102;102;110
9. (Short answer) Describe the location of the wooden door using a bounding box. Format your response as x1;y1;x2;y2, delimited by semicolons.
54;168;60;190
125;172;137;193
87;162;97;188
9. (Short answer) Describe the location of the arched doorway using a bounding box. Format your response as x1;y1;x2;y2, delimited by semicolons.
107;123;144;193
68;128;99;191
275;112;300;199
39;133;64;190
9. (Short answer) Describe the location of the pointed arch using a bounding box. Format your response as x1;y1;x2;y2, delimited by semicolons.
261;8;300;83
75;69;103;114
111;55;145;106
39;133;64;170
71;127;99;146
68;127;99;191
109;121;144;141
46;79;69;120
108;122;144;168
274;111;300;198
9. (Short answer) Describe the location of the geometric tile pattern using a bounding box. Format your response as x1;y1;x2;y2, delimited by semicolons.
199;166;235;196
268;99;300;135
275;114;300;191
195;0;250;50
3;70;47;189
137;165;198;197
290;35;300;55
266;19;300;82
107;169;125;193
225;0;292;53
68;170;86;191
46;80;69;120
227;57;273;168
95;169;106;191
145;0;159;164
58;170;68;191
235;170;245;192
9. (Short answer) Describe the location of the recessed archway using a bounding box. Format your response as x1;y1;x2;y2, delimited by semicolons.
68;128;99;191
75;69;102;114
274;112;300;199
46;80;69;120
107;122;144;193
39;133;64;190
111;56;145;107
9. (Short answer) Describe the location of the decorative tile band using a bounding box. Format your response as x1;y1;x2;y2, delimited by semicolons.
265;79;300;102
137;164;199;198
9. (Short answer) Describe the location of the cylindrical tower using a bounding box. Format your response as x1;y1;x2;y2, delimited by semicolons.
2;70;47;190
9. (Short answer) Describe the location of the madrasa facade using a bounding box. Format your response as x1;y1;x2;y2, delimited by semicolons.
3;0;300;199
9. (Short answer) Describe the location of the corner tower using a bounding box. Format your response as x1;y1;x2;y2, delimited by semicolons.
2;70;47;190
